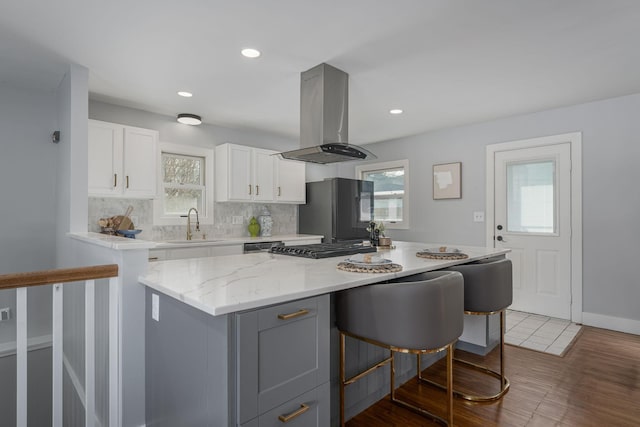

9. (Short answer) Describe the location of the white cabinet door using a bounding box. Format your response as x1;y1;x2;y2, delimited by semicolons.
88;120;157;198
228;145;253;201
253;149;275;201
88;120;123;196
216;143;276;202
275;158;305;203
123;127;157;198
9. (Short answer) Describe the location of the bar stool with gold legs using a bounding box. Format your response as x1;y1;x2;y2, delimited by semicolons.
419;257;513;402
336;271;464;426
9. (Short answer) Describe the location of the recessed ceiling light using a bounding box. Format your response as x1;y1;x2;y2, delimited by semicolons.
241;48;261;58
177;114;202;125
389;109;403;115
177;91;193;98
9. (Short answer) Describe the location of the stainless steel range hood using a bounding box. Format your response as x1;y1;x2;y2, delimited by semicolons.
279;63;376;164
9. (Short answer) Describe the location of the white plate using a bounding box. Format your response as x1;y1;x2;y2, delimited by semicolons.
419;247;462;256
344;258;393;267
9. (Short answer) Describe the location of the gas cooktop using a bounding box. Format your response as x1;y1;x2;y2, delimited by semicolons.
269;242;377;259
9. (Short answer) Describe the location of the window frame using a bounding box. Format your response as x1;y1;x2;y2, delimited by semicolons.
153;142;214;226
355;159;410;230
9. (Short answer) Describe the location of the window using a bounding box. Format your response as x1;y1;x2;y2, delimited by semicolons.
162;153;205;215
356;160;409;229
153;143;214;225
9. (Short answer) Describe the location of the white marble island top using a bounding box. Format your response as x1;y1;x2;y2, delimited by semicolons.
139;241;509;316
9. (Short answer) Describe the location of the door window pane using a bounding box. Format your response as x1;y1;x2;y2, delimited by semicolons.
507;160;555;233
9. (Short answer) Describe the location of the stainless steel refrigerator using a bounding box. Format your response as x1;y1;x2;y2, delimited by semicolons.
298;178;374;243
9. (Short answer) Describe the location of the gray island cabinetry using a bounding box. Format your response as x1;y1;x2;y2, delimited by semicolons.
140;241;509;426
146;289;329;427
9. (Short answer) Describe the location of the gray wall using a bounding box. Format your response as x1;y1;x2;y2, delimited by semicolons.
0;84;58;273
89;100;299;152
337;93;640;324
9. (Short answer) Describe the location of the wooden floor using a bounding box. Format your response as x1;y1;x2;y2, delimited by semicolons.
346;326;640;426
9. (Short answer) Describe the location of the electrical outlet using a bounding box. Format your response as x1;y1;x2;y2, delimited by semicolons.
152;294;159;321
473;211;485;222
232;215;244;225
0;307;11;322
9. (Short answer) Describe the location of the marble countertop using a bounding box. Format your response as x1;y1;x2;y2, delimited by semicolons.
152;234;323;249
69;232;322;250
139;241;509;316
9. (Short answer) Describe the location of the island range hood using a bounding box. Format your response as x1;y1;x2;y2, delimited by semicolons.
279;63;376;164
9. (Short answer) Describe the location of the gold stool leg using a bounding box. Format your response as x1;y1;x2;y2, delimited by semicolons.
418;310;510;402
340;331;346;427
446;344;454;427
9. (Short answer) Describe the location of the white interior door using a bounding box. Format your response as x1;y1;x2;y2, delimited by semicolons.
494;143;572;319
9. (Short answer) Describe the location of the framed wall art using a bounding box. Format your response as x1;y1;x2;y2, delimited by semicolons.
433;162;461;199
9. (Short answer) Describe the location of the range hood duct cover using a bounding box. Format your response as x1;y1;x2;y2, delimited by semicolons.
279;63;376;164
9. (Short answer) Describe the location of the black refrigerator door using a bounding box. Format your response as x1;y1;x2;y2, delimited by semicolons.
333;178;374;241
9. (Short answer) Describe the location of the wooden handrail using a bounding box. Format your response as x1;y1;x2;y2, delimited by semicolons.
0;264;119;291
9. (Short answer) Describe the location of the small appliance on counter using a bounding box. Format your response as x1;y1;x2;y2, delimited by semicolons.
299;178;374;243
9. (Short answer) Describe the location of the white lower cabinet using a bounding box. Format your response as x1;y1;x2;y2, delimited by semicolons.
149;244;243;261
236;295;330;426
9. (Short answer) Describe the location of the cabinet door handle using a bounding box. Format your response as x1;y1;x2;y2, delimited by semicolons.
148;257;159;261
256;185;259;196
126;175;130;189
278;186;281;197
114;174;117;187
278;403;310;423
277;309;309;320
248;185;252;195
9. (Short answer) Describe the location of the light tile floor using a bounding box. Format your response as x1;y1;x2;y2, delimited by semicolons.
505;309;582;356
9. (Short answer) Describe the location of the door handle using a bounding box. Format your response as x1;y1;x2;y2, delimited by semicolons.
497;235;506;242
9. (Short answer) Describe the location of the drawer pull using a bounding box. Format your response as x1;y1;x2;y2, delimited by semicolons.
278;403;310;423
277;309;309;320
148;257;159;261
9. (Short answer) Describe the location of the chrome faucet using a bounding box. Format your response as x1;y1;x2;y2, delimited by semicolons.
186;207;200;240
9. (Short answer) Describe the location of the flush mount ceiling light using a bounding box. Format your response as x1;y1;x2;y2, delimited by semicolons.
389;109;404;115
177;91;193;97
177;113;202;125
241;48;261;58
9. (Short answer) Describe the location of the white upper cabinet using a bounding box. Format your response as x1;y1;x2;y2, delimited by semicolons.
215;143;276;202
88;120;158;198
275;158;306;203
215;143;306;203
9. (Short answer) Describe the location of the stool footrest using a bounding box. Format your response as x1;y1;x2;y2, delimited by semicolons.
418;357;510;402
390;395;449;426
344;356;392;386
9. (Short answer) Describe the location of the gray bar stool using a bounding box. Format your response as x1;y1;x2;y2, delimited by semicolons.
421;257;512;402
336;271;464;426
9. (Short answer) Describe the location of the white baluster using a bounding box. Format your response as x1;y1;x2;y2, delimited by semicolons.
52;283;63;427
16;287;27;427
108;276;120;426
85;280;96;426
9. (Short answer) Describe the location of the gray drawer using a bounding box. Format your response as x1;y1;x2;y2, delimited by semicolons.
241;382;330;427
236;295;330;424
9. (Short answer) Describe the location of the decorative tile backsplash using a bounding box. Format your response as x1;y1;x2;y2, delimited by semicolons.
88;198;298;241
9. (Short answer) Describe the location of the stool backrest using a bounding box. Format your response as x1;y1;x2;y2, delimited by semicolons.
445;258;512;313
336;271;464;351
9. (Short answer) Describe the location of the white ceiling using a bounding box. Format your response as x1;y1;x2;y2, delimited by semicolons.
2;1;640;144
